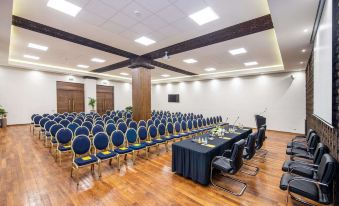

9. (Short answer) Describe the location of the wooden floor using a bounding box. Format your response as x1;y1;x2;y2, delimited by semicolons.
0;125;302;206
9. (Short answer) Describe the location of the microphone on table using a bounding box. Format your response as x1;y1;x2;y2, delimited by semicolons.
232;116;239;130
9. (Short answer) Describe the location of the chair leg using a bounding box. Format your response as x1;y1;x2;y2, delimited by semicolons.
288;189;315;206
98;163;102;178
59;152;62;166
240;162;259;176
117;156;120;170
165;142;169;152
132;151;136;164
145;148;149;159
210;167;247;196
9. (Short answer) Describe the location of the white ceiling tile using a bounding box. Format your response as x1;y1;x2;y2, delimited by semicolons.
121;2;153;21
100;0;133;10
172;17;201;32
142;15;169;30
156;5;186;24
135;0;171;13
110;12;138;27
101;21;128;34
120;30;139;41
174;0;208;15
68;0;90;7
129;23;154;35
85;0;117;19
77;10;107;26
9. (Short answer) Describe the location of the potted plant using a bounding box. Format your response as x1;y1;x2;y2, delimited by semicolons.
125;106;132;113
0;105;7;128
88;97;96;112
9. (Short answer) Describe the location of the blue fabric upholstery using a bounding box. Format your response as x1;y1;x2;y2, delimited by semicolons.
66;116;74;122
67;123;79;135
73;119;83;126
96;150;117;160
187;120;193;130
138;120;146;127
154;119;161;127
72;135;91;155
82;121;93;132
105;123;116;136
153;138;166;143
92;125;104;136
112;130;125;147
50;124;63;137
148;125;158;139
144;140;157;146
129;121;138;130
45;120;56;133
126;118;132;126
166;122;174;134
56;128;73;144
181;121;187;131
174;122;181;133
75;126;90;136
114;147;133;154
137;126;148;141
58;145;71;151
93;132;109;150
33;115;43;125
59;119;70;128
74;155;98;166
161;118;167;125
129;142;146;150
95;120;105;128
126;128;138;143
39;117;49;128
117;122;128;133
158;123;166;136
113;116;119;122
147;119;154;128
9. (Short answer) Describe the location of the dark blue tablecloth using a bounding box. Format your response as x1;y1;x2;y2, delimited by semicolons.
172;128;252;185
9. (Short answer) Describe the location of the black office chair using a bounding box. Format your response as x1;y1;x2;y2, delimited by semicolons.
287;129;315;148
254;127;267;160
210;139;247;196
282;143;329;177
280;154;336;206
286;133;320;159
242;133;259;176
287;132;319;152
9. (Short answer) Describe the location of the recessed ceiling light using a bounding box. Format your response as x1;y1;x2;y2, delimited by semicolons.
161;74;170;77
91;58;106;63
134;36;156;46
244;61;258;66
301;49;306;53
120;72;129;76
28;43;48;51
189;7;219;26
47;0;82;17
183;58;197;64
204;67;216;72
77;64;89;68
23;54;40;60
303;29;308;33
300;61;304;65
229;48;247;55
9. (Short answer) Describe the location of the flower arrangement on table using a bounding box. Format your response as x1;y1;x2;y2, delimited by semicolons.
210;126;225;137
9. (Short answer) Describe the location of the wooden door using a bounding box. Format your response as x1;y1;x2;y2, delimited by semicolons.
96;85;114;115
57;81;84;113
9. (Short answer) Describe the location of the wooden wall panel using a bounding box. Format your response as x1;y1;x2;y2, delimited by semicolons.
132;68;151;121
56;81;84;113
96;85;114;115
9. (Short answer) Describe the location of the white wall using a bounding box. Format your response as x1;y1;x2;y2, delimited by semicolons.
152;72;306;133
84;79;97;112
0;66;132;125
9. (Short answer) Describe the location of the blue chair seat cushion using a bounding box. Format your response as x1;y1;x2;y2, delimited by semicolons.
192;130;199;133
162;135;174;140
58;145;71;152
172;134;182;138
153;138;166;143
114;147;133;154
74;155;98;166
144;140;157;146
129;143;146;150
180;132;189;136
96;150;117;160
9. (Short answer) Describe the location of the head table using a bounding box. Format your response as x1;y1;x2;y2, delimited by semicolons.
172;127;253;185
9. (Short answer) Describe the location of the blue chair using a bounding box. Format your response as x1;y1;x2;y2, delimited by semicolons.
161;118;167;125
58;114;66;119
32;115;43;135
173;121;183;141
157;123;169;152
165;122;175;141
59;119;71;128
55;128;73;164
213;117;217;125
125;112;132;119
38;117;49;139
30;114;38;132
116;118;124;124
106;119;114;125
128;121;138;130
67;122;79;138
75;126;90;137
197;118;204;134
92;125;104;136
54;117;62;123
137;126;157;150
47;115;55;120
117;122;128;134
126;118;132;126
44;120;56;146
111;130;133;169
148;125;165;155
95;120;105;128
202;118;207;131
66;116;74;122
93;132;117;176
105;123;116;137
151;116;156;121
154;119;161;127
209;117;214;126
180;121;190;138
126;128;148;161
105;110;111;116
113;116;119;123
50;124;63;154
191;119;199;135
82;121;93;135
117;111;123;118
138;120;146;127
104;116;111;123
71;135;99;185
73;118;83;126
146;119;154;128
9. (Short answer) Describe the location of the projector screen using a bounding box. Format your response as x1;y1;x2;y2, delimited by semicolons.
313;0;332;125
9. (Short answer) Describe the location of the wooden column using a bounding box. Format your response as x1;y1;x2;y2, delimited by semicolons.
132;67;151;121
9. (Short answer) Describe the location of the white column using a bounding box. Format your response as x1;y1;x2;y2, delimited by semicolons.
84;79;96;113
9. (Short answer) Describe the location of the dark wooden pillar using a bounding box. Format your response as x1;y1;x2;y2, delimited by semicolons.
132;67;151;121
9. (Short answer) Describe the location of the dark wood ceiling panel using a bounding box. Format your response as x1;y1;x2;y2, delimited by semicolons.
151;61;197;75
91;60;131;73
12;15;137;59
142;14;274;60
